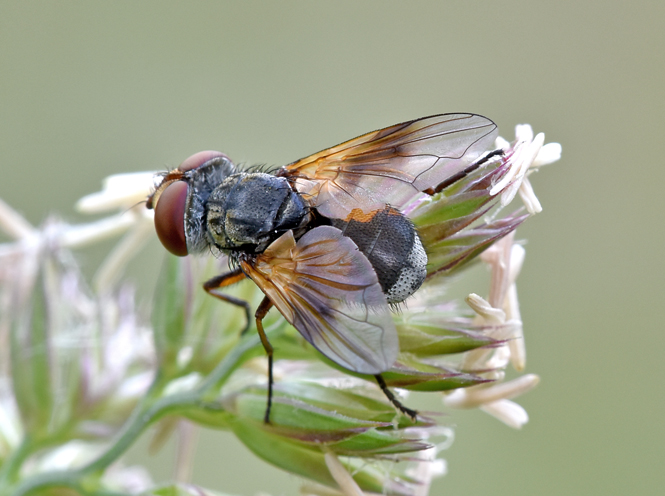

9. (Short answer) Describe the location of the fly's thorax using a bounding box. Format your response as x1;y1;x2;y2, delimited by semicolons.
205;172;311;253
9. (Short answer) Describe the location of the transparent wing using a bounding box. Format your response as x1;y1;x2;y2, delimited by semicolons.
282;113;498;218
241;226;398;374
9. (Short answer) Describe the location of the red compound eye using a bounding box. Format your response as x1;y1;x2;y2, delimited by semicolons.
179;150;230;172
154;180;189;256
153;151;229;256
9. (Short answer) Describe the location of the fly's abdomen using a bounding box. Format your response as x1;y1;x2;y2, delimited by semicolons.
331;207;427;304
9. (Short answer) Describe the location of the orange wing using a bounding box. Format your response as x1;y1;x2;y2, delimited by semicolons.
240;226;398;374
282;113;498;218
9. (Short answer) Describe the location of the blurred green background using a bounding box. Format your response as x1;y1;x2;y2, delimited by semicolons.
1;1;663;495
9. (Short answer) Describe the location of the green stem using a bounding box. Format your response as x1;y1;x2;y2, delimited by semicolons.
9;324;278;496
194;323;274;395
0;437;35;489
77;378;167;477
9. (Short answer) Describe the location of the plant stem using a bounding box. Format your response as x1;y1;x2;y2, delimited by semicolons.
0;437;35;490
8;323;280;496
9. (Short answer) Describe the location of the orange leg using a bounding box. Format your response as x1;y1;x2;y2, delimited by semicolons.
203;268;251;334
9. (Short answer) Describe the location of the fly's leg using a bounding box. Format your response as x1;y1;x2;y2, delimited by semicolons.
205;272;276;423
422;148;505;196
375;374;418;420
254;296;275;424
203;267;252;334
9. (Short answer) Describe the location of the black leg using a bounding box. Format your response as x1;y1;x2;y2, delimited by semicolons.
375;374;418;420
203;268;252;334
423;148;505;196
254;296;275;424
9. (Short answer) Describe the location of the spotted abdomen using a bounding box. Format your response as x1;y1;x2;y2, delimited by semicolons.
330;207;427;304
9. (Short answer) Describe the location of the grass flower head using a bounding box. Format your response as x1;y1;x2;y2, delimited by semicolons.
0;121;560;495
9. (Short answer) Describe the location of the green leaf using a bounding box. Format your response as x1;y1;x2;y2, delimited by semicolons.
329;431;430;456
231;416;340;488
414;191;494;232
10;263;53;437
232;390;388;435
229;417;411;495
381;355;491;391
222;383;434;457
426;213;528;277
268;382;406;422
397;321;498;356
